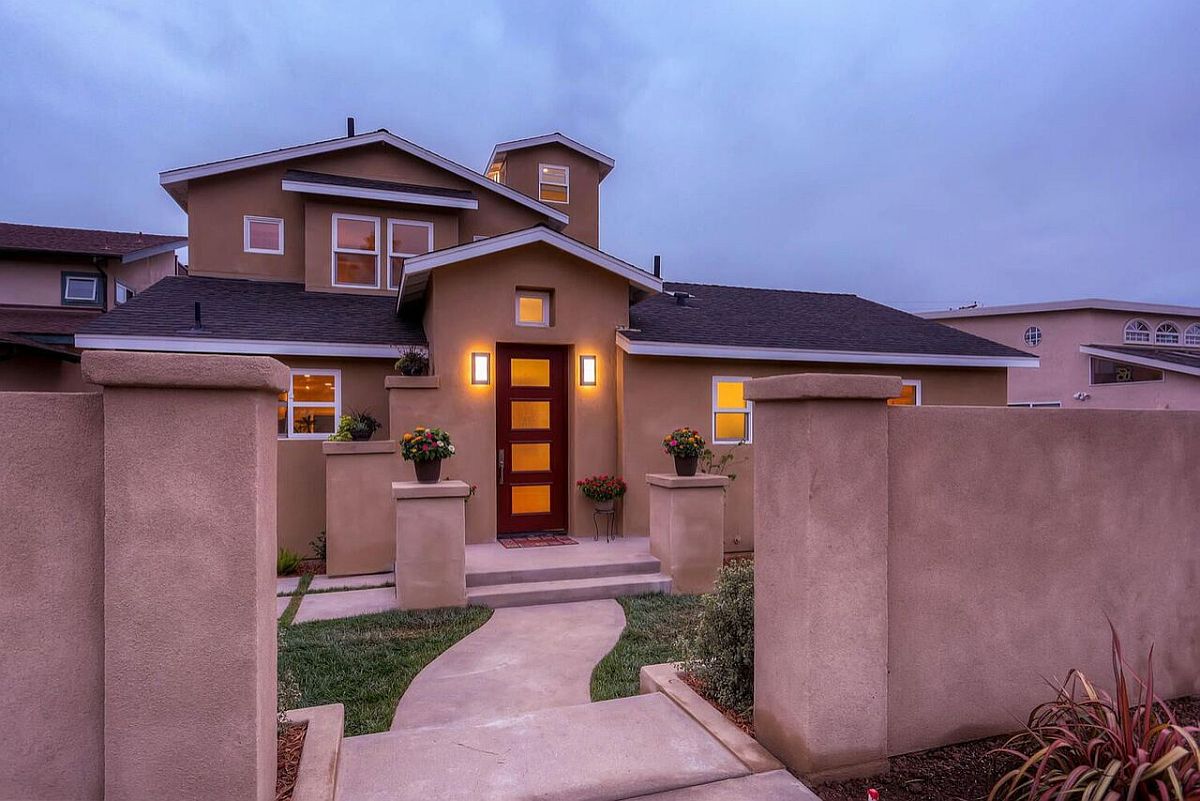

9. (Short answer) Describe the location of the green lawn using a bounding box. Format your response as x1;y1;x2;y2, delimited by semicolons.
279;605;492;736
590;593;702;702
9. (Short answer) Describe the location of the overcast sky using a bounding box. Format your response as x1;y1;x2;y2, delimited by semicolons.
2;1;1197;310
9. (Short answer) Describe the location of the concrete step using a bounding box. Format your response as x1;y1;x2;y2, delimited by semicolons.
467;572;672;608
621;770;820;800
336;694;749;801
467;551;662;587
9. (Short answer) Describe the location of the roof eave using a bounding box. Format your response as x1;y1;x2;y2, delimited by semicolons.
1079;345;1200;378
75;333;421;360
487;133;616;181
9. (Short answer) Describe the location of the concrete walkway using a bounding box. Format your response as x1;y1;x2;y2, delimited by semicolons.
391;599;626;729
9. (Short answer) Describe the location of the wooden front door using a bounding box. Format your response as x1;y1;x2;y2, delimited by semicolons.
496;344;568;535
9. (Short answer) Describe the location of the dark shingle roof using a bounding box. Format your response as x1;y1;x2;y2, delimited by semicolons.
284;169;476;200
1086;344;1200;372
0;305;102;335
78;276;425;346
0;222;185;257
627;282;1032;360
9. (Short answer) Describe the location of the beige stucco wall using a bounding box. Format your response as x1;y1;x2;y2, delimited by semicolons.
619;353;1007;550
501;143;602;247
1;391;104;800
0;251;176;309
0;351;91;391
324;441;404;576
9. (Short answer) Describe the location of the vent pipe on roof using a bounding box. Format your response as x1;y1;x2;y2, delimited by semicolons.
347;117;356;137
183;301;207;334
673;291;688;307
652;254;661;278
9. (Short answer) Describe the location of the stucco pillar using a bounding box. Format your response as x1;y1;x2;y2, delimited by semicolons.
83;351;286;801
324;441;404;576
393;480;469;609
646;473;730;594
744;373;901;781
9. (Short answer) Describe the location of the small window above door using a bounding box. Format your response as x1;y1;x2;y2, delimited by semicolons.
515;290;552;327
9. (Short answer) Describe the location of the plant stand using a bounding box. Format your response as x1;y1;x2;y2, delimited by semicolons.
592;507;619;542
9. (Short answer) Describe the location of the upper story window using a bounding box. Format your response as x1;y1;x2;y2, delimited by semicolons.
1023;326;1042;347
387;219;433;291
1091;358;1163;385
244;216;284;255
115;281;135;305
1155;322;1180;345
538;164;569;204
515;290;552;327
1123;319;1151;344
277;369;340;438
712;377;752;443
1185;324;1200;346
486;162;505;183
887;380;922;406
61;272;103;307
332;214;379;288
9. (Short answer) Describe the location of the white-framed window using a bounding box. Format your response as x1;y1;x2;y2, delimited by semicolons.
712;377;752;443
243;216;284;255
515;290;552;327
887;379;922;406
1023;326;1042;347
1155;321;1180;345
1185;323;1200;346
61;272;102;306
278;369;341;439
1008;401;1062;408
1124;319;1151;344
538;163;569;204
387;219;434;290
332;214;380;288
115;281;135;305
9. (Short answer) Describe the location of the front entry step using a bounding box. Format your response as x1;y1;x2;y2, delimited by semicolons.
467;572;672;608
467;550;662;587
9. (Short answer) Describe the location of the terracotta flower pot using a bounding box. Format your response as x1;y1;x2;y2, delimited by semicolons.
673;455;698;477
413;458;442;483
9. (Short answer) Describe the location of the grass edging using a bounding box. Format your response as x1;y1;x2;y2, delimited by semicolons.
590;593;702;702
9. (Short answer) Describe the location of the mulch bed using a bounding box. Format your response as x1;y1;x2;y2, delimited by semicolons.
679;672;754;737
295;559;326;576
499;535;578;549
276;721;307;801
814;696;1200;801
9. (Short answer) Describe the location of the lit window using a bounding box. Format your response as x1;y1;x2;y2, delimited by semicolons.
1155;322;1180;345
1023;326;1042;347
115;281;135;305
1091;358;1162;385
538;164;569;204
1185;324;1200;347
278;370;340;438
712;377;752;443
515;290;551;327
887;381;922;406
332;214;380;287
61;272;102;306
387;219;433;290
244;216;284;255
486;162;504;183
1124;319;1151;344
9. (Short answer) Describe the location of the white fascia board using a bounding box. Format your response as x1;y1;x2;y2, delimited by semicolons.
75;334;418;359
922;298;1200;320
616;333;1040;369
159;131;568;225
402;227;663;295
1079;345;1200;378
121;239;188;263
281;179;479;210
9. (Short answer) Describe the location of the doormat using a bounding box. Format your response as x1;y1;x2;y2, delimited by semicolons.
499;535;579;549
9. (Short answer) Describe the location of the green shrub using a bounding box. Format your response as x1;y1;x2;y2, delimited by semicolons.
678;559;754;717
277;547;303;576
309;530;327;561
394;348;430;376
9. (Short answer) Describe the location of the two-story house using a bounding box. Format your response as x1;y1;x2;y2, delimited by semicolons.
0;222;185;391
77;122;1034;560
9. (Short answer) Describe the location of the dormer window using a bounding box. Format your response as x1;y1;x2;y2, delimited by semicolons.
1123;319;1151;344
538;164;569;204
1155;322;1180;345
486;161;505;183
62;272;103;307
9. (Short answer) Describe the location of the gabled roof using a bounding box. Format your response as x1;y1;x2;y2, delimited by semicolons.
159;130;568;225
396;225;662;306
0;222;185;260
487;133;615;180
1080;344;1200;378
282;169;478;209
0;304;102;336
922;298;1200;320
622;282;1038;368
77;276;425;358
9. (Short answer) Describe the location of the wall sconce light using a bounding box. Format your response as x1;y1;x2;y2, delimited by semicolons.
471;352;491;385
579;354;597;386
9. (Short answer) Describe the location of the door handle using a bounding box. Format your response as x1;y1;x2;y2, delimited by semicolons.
497;449;505;485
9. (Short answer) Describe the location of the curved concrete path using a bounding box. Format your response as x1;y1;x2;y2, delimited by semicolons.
390;599;626;730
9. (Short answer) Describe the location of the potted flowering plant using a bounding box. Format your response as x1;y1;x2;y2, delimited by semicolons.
576;475;627;512
399;426;455;483
662;427;705;476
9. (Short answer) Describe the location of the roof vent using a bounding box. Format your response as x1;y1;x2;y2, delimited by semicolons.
181;301;207;334
652;255;661;278
673;291;690;307
347;116;356;137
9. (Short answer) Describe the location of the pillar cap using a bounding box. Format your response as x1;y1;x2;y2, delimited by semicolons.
745;373;903;402
646;473;730;489
81;351;289;393
393;480;472;499
322;441;397;455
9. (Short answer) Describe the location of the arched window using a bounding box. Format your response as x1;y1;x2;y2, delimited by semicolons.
1023;326;1042;347
1124;319;1151;344
1185;323;1200;347
1155;322;1180;345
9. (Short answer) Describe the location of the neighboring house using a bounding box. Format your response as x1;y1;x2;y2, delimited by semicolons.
0;222;186;390
924;299;1200;410
76;124;1035;555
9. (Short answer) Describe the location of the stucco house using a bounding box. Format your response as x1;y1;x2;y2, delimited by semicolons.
0;222;186;391
76;123;1035;556
924;298;1200;410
